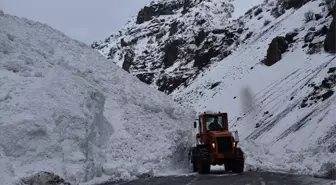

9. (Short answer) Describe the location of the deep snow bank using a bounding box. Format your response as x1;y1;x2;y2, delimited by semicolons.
173;0;336;178
241;140;336;179
0;12;195;184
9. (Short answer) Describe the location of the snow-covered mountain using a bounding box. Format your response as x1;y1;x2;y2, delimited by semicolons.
93;0;336;179
0;10;195;185
92;0;241;94
172;0;336;178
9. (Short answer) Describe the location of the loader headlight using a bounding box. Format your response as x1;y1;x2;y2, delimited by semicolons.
212;143;216;149
233;142;236;148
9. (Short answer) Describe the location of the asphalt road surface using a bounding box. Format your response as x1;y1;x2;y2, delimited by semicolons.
102;171;336;185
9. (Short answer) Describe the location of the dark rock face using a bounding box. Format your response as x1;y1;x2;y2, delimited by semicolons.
156;74;189;94
163;40;181;68
264;36;288;66
136;6;156;24
307;41;323;54
123;49;135;72
300;69;336;108
107;47;117;60
136;73;155;85
328;67;336;73
324;17;336;53
271;3;285;18
136;0;194;24
194;47;220;69
301;22;331;55
136;2;183;24
254;8;263;16
317;26;329;36
282;0;310;9
304;32;315;43
195;30;209;46
169;21;179;35
315;13;323;20
285;31;299;44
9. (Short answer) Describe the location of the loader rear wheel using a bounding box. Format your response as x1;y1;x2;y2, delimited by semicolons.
197;148;210;174
198;162;210;174
192;156;197;172
224;163;232;171
232;148;244;173
189;147;198;172
232;157;244;173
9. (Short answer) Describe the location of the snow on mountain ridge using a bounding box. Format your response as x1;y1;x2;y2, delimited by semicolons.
0;12;195;184
92;0;240;94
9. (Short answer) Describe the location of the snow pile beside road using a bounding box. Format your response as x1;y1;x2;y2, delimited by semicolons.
242;141;336;178
0;12;195;184
0;159;16;185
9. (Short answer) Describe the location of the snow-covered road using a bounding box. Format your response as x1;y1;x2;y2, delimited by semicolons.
98;171;336;185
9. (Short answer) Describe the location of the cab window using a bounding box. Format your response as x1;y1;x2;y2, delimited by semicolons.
205;115;227;131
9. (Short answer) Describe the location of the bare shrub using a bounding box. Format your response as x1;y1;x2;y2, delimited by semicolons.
304;10;315;22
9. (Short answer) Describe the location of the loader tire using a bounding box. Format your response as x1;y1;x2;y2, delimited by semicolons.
190;147;198;172
192;156;197;172
197;148;210;174
224;163;232;171
232;158;244;173
198;148;210;161
199;162;210;174
232;148;244;173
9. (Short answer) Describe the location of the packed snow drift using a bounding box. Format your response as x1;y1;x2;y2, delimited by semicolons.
0;11;195;184
172;0;336;178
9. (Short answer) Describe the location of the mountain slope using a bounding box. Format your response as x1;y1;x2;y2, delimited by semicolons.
94;0;335;178
0;11;195;184
172;0;336;178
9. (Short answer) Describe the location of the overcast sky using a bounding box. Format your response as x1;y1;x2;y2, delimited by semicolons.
1;0;263;45
231;0;264;19
1;0;152;44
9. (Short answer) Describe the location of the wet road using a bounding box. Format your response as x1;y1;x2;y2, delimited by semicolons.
102;171;336;185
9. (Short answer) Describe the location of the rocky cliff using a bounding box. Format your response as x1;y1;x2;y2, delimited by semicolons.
92;0;335;95
92;0;247;94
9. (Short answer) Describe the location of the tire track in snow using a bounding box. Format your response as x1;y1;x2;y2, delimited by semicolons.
245;57;336;140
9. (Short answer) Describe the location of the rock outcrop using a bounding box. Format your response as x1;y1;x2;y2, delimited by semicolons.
264;36;288;66
19;171;71;185
324;17;336;53
136;1;185;24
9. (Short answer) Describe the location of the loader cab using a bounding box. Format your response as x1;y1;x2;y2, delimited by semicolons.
205;115;228;131
194;112;230;143
194;112;229;131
